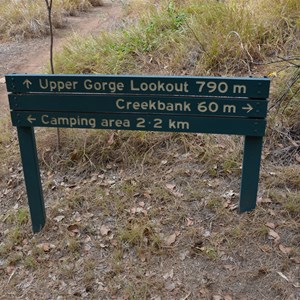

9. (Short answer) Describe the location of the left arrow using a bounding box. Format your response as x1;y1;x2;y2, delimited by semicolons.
27;115;36;124
23;79;32;89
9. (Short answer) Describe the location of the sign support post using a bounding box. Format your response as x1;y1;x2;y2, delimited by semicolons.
240;135;264;212
17;126;46;232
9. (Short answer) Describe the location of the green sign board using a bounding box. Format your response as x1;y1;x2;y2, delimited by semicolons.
6;74;270;233
11;111;266;136
10;94;268;118
6;74;270;98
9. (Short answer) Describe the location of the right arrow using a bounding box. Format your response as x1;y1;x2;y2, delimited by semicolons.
242;103;253;113
27;115;36;124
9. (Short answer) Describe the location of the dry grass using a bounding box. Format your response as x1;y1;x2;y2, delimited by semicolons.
0;127;299;298
53;0;300;75
0;0;299;299
0;0;103;40
0;0;62;40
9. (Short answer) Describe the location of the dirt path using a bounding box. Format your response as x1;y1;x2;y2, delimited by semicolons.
0;0;124;116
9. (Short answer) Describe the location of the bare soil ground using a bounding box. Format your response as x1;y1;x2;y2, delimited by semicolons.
0;1;299;300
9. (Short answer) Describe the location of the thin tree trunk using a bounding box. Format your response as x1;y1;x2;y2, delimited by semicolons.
45;0;61;150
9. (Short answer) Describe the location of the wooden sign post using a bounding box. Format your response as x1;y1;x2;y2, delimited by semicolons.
6;74;270;232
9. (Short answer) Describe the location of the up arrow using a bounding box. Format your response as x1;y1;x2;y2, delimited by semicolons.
242;103;253;113
27;115;36;124
23;79;32;89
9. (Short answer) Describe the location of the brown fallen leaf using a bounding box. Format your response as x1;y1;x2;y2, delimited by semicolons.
90;175;98;183
107;133;115;145
179;250;190;261
229;203;238;211
266;222;276;229
84;244;92;252
53;215;65;222
22;239;29;246
165;233;177;246
166;183;176;190
222;190;235;200
138;201;145;207
139;252;146;262
172;190;184;197
6;266;15;275
257;197;272;204
163;269;174;280
199;288;210;297
223;200;231;209
74;214;82;222
279;244;292;255
186;218;194;226
268;229;280;244
223;264;235;271
166;168;173;174
130;207;147;216
70;149;79;161
166;183;183;198
268;209;276;216
100;225;110;236
290;256;300;264
108;239;116;247
165;282;176;291
84;236;91;243
37;243;55;252
260;244;272;253
143;191;152;199
67;224;80;236
84;212;94;219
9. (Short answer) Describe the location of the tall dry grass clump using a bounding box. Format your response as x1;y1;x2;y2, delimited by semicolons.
0;0;63;40
53;0;299;75
0;0;103;40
